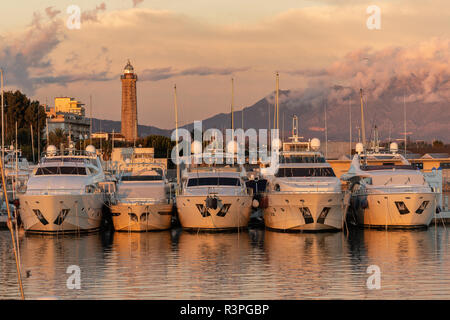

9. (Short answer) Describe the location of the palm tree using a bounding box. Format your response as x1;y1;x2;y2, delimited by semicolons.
49;128;68;149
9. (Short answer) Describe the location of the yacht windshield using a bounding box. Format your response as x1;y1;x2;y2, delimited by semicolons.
121;175;163;181
187;177;241;187
275;167;335;177
280;156;326;163
36;166;87;175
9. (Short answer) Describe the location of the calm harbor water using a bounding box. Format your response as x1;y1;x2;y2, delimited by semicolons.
0;225;449;299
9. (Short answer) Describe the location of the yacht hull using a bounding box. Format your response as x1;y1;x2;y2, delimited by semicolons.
351;192;436;228
18;194;104;233
176;195;252;230
111;202;173;231
263;192;345;231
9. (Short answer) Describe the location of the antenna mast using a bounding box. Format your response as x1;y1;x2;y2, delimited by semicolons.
349;98;352;156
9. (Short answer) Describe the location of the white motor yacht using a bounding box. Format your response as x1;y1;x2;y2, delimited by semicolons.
18;145;108;233
176;165;253;231
1;146;32;201
261;116;345;231
342;142;436;228
110;162;173;231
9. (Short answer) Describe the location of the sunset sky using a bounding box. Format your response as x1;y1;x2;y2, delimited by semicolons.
0;0;449;129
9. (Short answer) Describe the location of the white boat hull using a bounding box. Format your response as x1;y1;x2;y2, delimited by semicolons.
111;202;173;231
176;195;252;230
18;194;104;233
263;192;345;231
352;192;436;228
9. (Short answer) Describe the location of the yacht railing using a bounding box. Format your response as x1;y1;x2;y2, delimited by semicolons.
41;149;98;158
355;186;434;195
115;197;171;205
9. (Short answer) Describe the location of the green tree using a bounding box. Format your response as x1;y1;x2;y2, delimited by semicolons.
138;135;175;158
49;128;68;150
432;140;444;147
2;90;46;161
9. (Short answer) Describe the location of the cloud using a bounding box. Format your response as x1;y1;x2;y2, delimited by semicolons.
139;66;250;81
32;71;114;86
285;69;329;77
0;12;62;93
45;7;61;19
81;2;107;22
289;38;450;105
132;0;145;7
3;2;450;133
0;3;112;93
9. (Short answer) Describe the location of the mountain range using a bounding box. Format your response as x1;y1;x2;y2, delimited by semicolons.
92;88;449;143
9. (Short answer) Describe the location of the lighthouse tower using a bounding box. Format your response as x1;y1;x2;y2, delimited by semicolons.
121;60;138;142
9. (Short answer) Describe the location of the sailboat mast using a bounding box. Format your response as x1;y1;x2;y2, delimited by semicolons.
359;88;366;149
276;72;279;130
1;68;4;165
30;124;35;163
403;93;406;156
15;122;18;199
349;98;352;156
90;95;93;140
324;98;328;159
174;84;180;190
46;118;49;148
231;78;234;131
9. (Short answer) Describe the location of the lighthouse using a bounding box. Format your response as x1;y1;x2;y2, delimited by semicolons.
121;60;138;142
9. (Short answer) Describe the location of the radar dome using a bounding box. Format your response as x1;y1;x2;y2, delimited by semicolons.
85;145;96;154
390;142;398;153
227;140;238;154
47;145;57;155
310;138;320;151
191;140;202;154
355;143;364;154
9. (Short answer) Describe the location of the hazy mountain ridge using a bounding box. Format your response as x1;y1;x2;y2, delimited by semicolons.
93;88;449;142
91;118;171;137
178;88;449;142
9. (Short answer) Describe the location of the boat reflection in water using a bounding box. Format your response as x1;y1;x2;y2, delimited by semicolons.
351;228;447;298
262;230;355;299
12;232;106;299
0;225;448;299
172;230;255;299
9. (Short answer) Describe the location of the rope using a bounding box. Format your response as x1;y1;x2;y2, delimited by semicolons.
14;208;22;268
0;157;24;299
